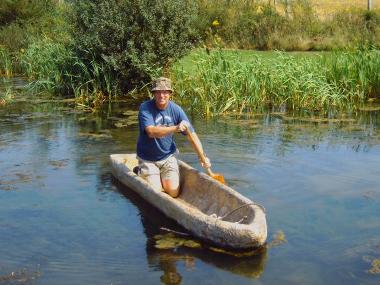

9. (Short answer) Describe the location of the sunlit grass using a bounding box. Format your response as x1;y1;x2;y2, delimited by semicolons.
171;48;380;115
309;0;380;16
0;47;13;77
263;0;380;16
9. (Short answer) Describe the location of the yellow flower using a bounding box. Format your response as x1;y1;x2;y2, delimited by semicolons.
212;19;220;26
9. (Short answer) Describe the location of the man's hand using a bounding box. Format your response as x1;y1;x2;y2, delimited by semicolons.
200;156;211;169
176;120;190;132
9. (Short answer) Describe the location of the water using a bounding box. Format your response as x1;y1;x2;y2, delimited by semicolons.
1;81;380;284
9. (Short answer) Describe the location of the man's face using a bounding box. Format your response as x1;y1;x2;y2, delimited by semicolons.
153;90;171;109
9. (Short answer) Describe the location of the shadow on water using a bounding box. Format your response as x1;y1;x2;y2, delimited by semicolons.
110;177;268;283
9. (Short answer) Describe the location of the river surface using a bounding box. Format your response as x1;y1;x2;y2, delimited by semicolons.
1;79;380;285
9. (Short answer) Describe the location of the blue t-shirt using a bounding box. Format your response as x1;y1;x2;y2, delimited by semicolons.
136;99;194;161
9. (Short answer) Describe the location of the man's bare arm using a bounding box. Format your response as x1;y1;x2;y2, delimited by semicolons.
186;132;211;168
145;121;188;138
145;125;178;138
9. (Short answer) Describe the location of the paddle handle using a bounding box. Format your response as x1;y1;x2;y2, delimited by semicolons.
185;127;214;176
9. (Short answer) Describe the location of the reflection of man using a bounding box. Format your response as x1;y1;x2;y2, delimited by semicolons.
160;268;182;285
154;250;195;285
136;77;211;197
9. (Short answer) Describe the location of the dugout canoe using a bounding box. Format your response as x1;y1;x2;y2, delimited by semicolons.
110;153;267;249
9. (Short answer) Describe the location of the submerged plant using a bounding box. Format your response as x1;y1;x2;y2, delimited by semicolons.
368;258;380;274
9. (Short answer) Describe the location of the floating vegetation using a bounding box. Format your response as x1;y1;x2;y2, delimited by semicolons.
217;119;259;128
154;232;265;257
0;268;40;283
0;170;36;190
273;113;356;124
109;114;139;128
14;172;33;183
78;132;113;140
0;179;17;191
297;117;356;124
114;120;138;128
208;246;259;257
358;106;380;112
367;258;380;275
154;233;201;250
49;159;69;169
80;155;98;164
122;110;139;116
267;230;287;248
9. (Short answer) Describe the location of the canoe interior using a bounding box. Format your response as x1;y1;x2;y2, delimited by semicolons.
121;154;256;225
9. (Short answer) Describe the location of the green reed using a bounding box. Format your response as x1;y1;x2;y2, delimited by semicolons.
171;49;379;115
0;47;13;77
323;49;380;100
20;38;119;107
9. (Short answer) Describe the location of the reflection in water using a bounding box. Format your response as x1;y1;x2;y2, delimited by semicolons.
111;178;268;284
1;81;380;285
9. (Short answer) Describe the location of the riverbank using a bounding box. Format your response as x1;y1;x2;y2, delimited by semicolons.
171;48;380;115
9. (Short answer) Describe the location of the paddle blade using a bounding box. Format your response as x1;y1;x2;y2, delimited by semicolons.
212;173;226;185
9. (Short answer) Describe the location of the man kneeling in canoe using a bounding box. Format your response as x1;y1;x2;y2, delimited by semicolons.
136;77;211;197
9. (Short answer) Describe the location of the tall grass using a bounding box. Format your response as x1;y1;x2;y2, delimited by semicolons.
196;0;380;51
0;47;13;77
323;49;380;99
20;38;119;107
171;49;379;115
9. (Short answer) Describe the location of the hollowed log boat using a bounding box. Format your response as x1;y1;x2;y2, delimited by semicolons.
110;153;267;249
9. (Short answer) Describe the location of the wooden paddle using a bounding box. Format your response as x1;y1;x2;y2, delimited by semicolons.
185;127;226;184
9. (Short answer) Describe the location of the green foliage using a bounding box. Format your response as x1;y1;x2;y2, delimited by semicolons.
0;47;13;76
20;37;117;106
0;0;52;26
20;38;74;94
72;0;198;91
172;49;380;115
194;0;380;51
0;0;62;51
0;0;72;62
323;48;380;99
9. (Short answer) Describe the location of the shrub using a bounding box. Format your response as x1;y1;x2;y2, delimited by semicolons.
0;0;59;51
72;0;199;92
20;38;75;94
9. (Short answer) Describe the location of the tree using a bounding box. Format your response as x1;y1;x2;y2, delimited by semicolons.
72;0;198;91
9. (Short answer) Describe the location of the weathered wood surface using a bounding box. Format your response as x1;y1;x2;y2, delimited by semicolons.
110;153;267;249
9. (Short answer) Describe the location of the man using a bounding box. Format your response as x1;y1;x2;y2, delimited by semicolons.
136;77;211;198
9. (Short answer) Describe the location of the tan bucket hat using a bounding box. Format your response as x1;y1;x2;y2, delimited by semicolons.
151;77;173;92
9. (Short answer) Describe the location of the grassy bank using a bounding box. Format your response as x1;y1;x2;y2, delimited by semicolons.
171;48;380;115
0;0;379;110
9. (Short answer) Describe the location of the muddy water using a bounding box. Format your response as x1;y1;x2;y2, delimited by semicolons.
1;80;380;284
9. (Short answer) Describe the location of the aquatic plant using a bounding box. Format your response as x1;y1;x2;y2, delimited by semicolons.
172;48;380;115
368;258;380;274
0;47;13;77
154;233;201;249
21;39;72;93
323;48;380;100
267;230;288;248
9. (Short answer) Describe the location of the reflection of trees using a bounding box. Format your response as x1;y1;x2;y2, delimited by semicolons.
111;177;268;284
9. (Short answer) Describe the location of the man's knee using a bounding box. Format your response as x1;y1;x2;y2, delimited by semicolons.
164;186;180;198
161;179;180;197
